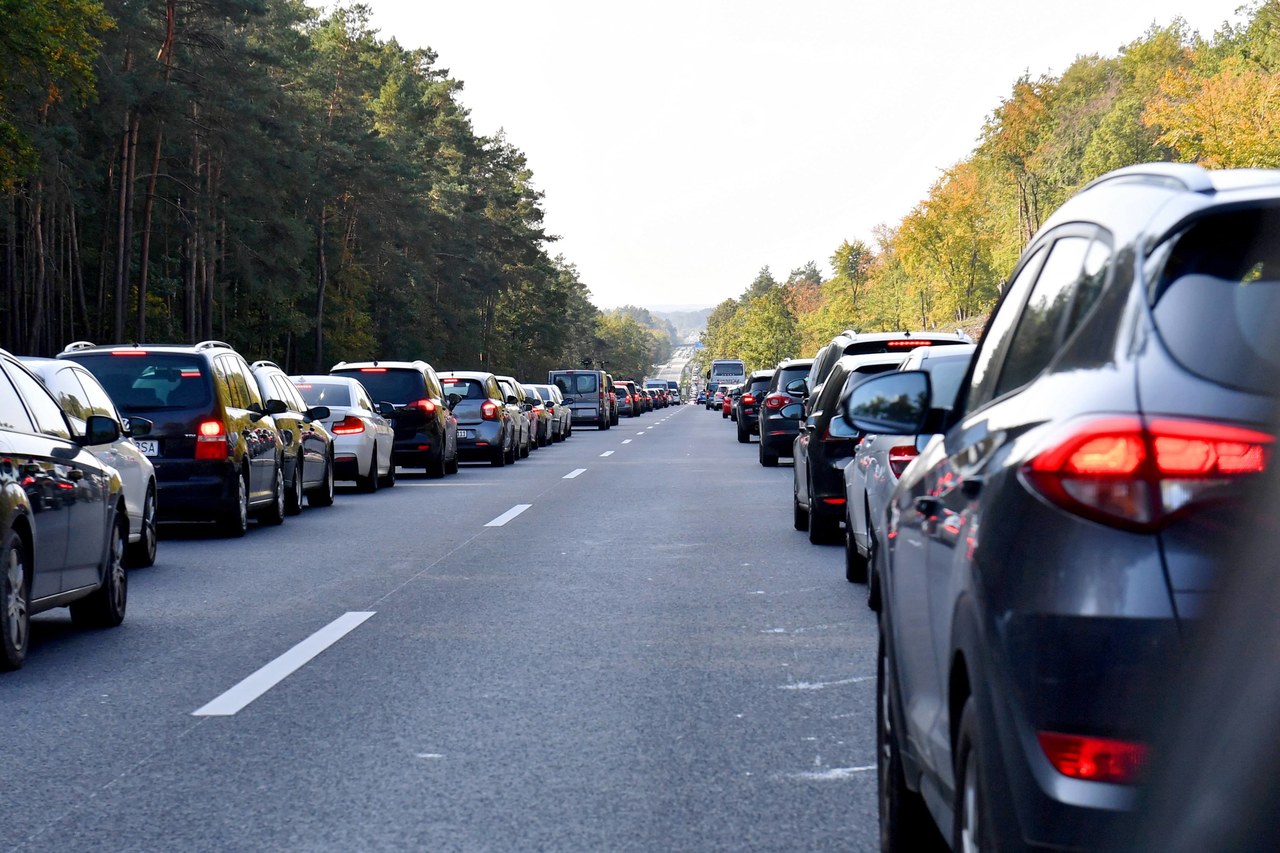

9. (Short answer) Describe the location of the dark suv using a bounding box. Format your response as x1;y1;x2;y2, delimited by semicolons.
61;340;288;536
330;360;459;477
805;329;972;413
251;360;336;512
758;358;812;467
844;163;1280;851
735;369;774;443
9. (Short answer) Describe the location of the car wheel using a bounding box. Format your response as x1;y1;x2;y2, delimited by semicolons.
70;516;127;629
357;444;381;492
600;418;610;431
737;419;749;444
385;453;398;486
954;698;996;853
845;515;869;584
760;441;779;467
428;445;448;477
520;434;531;457
793;493;808;531
309;456;336;507
125;485;157;568
505;432;517;464
0;529;30;671
446;447;459;474
879;631;946;852
491;442;507;466
220;472;249;538
285;461;304;516
808;503;839;545
260;465;287;525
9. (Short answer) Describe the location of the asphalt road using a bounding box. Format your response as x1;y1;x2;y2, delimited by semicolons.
4;402;879;852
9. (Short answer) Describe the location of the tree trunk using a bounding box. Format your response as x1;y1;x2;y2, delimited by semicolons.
136;124;164;340
314;206;329;371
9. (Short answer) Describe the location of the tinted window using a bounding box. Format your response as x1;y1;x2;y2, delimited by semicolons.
8;361;71;439
335;368;425;403
294;380;352;408
0;368;35;433
1151;206;1280;394
773;364;811;391
1064;237;1112;339
924;357;974;410
39;365;93;422
74;368;122;421
522;386;544;402
442;378;487;399
68;353;213;411
555;373;598;395
965;246;1047;411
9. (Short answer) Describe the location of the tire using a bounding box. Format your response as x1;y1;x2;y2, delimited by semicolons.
760;439;779;468
0;529;30;671
308;456;336;507
737;420;749;444
878;631;946;852
125;485;157;569
845;516;869;584
445;447;458;475
954;698;996;853
70;516;127;629
428;445;448;477
220;472;249;538
385;453;398;485
505;431;517;465
285;460;304;516
260;465;287;526
793;495;808;531
491;442;507;467
808;503;839;545
357;445;381;492
600;418;610;431
610;411;619;426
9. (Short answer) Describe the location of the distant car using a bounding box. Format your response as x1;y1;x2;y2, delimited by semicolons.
723;385;741;419
495;375;534;456
292;374;395;490
0;349;129;670
735;369;774;444
251;360;338;511
793;353;904;543
842;344;975;590
330;360;459;477
439;371;517;466
758;358;812;467
21;356;159;568
614;380;640;418
61;340;288;536
530;383;572;441
522;384;554;448
696;390;707;405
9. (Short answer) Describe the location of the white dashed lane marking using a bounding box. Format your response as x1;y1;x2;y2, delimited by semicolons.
600;451;615;457
564;468;586;479
485;504;532;527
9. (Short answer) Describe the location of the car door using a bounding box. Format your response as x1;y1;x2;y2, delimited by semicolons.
281;377;328;487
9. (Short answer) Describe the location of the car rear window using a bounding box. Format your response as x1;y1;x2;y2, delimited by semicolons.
842;337;969;356
923;357;973;410
1150;206;1280;394
554;373;598;395
774;365;810;389
334;368;424;403
443;378;487;399
66;353;213;411
294;381;352;407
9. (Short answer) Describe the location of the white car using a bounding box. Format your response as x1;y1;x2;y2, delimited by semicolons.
530;383;572;441
291;375;395;492
20;357;159;567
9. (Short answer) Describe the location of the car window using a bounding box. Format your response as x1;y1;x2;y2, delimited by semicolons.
67;353;213;411
42;365;93;423
442;378;486;399
8;361;72;439
993;236;1091;398
336;368;423;404
294;380;352;408
964;245;1047;412
73;368;123;422
0;368;36;433
1063;236;1113;340
218;355;250;409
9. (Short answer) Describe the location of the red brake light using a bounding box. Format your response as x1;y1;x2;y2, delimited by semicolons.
331;416;365;435
887;340;932;348
888;444;920;478
180;371;201;378
481;400;500;420
408;398;437;415
1037;732;1147;785
741;393;755;405
1022;416;1272;531
360;367;387;373
764;394;790;410
195;419;227;460
111;350;148;356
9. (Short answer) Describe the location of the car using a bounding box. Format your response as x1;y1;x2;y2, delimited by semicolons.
792;353;904;544
758;358;813;467
842;344;975;591
614;380;640;418
695;390;707;405
550;369;611;430
530;383;572;441
0;349;131;669
522;384;554;448
20;356;159;568
60;340;289;536
330;360;459;477
723;384;741;419
604;374;621;425
291;374;396;489
438;371;518;466
804;329;973;414
851;163;1280;850
735;369;774;444
251;361;338;511
494;375;535;456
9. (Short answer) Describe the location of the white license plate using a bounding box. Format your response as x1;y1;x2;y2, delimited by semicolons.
458;429;474;439
135;439;159;457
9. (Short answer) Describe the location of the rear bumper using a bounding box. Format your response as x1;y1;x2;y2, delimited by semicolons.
153;459;238;520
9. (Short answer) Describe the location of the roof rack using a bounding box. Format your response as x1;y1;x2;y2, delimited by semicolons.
1081;163;1214;195
195;340;234;351
250;360;282;371
62;340;98;353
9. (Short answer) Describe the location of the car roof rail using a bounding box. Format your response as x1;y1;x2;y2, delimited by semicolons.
251;360;282;371
1081;162;1214;194
62;340;98;353
194;339;234;351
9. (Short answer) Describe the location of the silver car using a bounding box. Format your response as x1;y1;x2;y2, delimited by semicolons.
291;375;395;492
20;357;159;568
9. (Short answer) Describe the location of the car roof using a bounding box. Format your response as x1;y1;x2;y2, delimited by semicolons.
439;370;494;380
57;340;237;358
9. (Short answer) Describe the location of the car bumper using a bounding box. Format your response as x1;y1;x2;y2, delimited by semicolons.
153;459;237;520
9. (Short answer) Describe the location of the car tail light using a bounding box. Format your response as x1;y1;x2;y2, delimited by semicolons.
360;367;387;373
887;340;932;348
764;394;791;410
1037;732;1147;785
481;400;500;420
111;350;148;356
741;393;755;405
821;497;846;506
1022;416;1272;531
195;419;227;460
408;398;437;415
888;444;919;478
331;416;365;435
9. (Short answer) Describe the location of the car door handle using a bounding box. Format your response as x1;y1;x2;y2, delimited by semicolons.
914;496;942;516
961;477;984;499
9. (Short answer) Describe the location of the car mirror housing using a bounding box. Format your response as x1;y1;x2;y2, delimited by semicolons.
127;416;153;438
84;414;121;446
307;406;331;421
785;378;806;395
840;370;931;435
264;399;288;416
377;401;396;417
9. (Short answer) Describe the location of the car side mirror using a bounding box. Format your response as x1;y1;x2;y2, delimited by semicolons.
840;370;931;435
377;401;396;417
506;395;518;405
127;416;153;438
83;414;121;446
779;402;805;420
264;399;288;416
785;378;806;395
306;406;330;421
446;393;462;410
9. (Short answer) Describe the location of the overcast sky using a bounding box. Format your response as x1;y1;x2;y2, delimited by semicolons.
345;1;1249;311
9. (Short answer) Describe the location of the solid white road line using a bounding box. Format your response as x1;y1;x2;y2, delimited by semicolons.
563;468;587;479
600;450;615;457
193;611;375;717
485;504;532;527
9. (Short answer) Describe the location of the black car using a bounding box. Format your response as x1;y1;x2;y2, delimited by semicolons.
251;360;337;511
758;358;813;467
805;329;972;415
0;349;129;669
61;340;288;536
792;353;902;544
846;163;1280;850
330;360;459;477
734;370;774;443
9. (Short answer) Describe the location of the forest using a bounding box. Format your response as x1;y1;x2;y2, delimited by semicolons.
0;0;672;382
700;3;1280;373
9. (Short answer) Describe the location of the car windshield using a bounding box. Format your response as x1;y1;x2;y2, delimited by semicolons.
334;368;423;403
293;380;352;408
66;353;213;411
443;378;487;399
555;374;598;395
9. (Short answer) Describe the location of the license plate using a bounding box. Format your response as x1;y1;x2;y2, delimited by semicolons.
134;439;159;457
457;429;474;439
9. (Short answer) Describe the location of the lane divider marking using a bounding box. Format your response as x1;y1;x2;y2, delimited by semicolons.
564;469;586;479
621;439;632;444
485;504;532;527
193;611;375;717
600;450;615;457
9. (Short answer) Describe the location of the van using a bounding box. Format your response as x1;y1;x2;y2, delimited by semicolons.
549;369;610;429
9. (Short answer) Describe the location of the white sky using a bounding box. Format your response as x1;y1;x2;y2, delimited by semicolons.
348;1;1249;311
